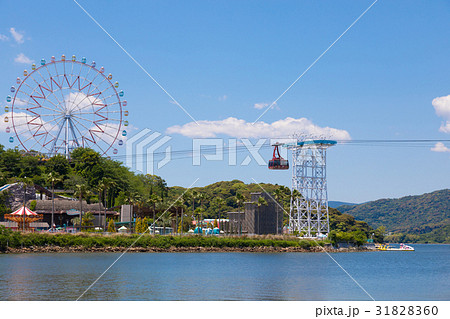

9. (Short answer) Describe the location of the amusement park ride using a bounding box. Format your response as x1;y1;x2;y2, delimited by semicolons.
269;139;336;237
3;55;128;158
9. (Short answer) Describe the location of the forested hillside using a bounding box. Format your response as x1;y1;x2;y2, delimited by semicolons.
0;144;385;243
338;190;450;243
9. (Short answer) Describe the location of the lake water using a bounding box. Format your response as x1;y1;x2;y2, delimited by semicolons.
0;244;448;301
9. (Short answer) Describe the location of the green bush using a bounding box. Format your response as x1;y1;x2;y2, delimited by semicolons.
0;231;326;251
29;200;37;211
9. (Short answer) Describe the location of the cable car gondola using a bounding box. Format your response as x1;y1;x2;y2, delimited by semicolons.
268;143;289;170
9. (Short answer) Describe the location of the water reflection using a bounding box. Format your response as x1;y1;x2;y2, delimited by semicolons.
0;245;448;301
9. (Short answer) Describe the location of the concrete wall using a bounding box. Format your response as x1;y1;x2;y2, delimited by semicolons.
121;205;133;223
229;192;283;235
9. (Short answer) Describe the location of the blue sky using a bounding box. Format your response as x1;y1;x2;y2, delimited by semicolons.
0;0;449;203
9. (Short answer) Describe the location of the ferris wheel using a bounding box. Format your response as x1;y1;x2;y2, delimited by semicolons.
3;54;129;157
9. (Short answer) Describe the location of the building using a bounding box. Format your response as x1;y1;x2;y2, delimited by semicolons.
34;199;119;227
228;192;283;235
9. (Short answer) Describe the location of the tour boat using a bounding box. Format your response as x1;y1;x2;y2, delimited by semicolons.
376;243;415;251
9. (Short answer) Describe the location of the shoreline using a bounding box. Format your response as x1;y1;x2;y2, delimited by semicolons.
4;245;371;254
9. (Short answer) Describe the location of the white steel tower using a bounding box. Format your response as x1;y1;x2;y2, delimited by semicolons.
286;139;336;236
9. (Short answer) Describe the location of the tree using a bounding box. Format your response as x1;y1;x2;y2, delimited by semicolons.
213;197;226;233
0;148;22;178
235;192;246;235
96;180;106;229
100;177;117;230
173;199;184;235
273;187;286;235
160;212;172;235
71;217;80;228
135;217;147;233
74;183;90;232
107;219;116;232
191;190;198;220
46;172;62;229
197;193;207;227
19;155;41;179
374;226;386;243
147;194;160;234
71;148;104;187
44;154;70;177
143;174;168;200
82;212;95;229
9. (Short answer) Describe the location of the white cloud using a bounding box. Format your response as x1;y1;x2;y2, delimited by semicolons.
431;142;450;153
0;112;43;138
254;102;268;109
254;102;277;110
9;98;27;106
0;34;8;41
65;92;105;112
14;53;34;64
166;117;351;140
432;95;450;118
432;95;450;133
219;95;227;101
9;27;24;44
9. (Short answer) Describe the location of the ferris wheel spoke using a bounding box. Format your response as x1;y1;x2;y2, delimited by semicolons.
70;118;88;146
42;116;66;136
21;74;66;114
20;128;45;145
26;134;47;152
78;64;93;91
14;96;39;108
71;117;105;152
39;113;67;117
68;67;95;112
27;70;56;103
42;115;66;127
73;110;122;115
71;76;111;113
42;64;68;113
106;101;123;107
13;102;64;115
36;68;57;96
100;91;120;101
72;116;116;147
69;85;105;113
89;135;108;154
86;72;108;96
53;63;69;104
71;114;109;125
70;116;94;133
13;114;64;122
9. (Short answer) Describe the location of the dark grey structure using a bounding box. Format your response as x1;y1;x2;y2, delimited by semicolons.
228;192;283;235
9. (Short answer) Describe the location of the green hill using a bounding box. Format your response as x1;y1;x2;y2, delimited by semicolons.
338;189;450;243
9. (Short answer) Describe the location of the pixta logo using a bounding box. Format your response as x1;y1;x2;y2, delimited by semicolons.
126;128;172;174
126;128;290;173
192;138;289;166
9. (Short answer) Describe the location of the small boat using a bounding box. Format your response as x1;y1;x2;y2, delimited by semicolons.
376;243;414;251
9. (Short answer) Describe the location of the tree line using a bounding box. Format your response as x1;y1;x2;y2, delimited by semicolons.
0;145;385;245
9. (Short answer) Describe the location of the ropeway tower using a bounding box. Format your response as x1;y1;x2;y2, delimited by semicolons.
285;139;336;236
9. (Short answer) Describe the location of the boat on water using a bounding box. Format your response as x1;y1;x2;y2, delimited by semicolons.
376;243;415;251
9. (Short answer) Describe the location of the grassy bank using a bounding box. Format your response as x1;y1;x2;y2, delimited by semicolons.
0;227;325;252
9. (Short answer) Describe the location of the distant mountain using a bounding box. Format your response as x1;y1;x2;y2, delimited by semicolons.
329;201;357;208
337;189;450;243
